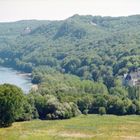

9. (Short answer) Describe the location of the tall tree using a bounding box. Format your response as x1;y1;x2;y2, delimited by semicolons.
0;84;24;127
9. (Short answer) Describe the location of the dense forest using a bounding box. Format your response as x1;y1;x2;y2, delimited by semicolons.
0;15;140;127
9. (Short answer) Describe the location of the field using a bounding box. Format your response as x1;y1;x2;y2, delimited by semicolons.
0;115;140;140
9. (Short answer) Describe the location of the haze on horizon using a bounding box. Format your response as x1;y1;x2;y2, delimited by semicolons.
0;0;140;22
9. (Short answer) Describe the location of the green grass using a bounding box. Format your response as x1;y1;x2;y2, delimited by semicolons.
0;115;140;140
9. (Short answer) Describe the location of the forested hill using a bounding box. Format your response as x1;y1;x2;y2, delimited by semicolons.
1;15;140;124
0;15;140;84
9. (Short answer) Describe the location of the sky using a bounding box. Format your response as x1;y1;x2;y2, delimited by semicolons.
0;0;140;22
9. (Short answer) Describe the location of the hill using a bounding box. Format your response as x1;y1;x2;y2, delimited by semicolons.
0;15;140;81
0;15;140;125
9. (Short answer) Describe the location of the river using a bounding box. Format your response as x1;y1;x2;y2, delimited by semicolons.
0;66;32;93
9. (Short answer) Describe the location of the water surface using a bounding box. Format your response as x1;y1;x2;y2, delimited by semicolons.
0;66;32;93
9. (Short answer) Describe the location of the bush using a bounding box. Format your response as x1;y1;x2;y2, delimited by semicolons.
34;94;81;120
99;107;106;115
0;84;24;127
128;104;137;114
83;109;88;115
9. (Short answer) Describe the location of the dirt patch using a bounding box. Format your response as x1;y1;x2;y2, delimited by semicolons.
58;131;99;138
118;136;140;140
31;84;38;91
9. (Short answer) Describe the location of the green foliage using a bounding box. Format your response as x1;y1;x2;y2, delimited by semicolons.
0;15;140;87
16;95;39;121
33;93;81;120
128;86;140;100
0;15;140;126
0;84;24;127
83;109;89;115
110;86;128;97
128;103;137;114
99;107;106;115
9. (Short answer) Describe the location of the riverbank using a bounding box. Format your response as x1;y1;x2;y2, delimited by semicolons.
16;72;32;77
16;72;39;91
0;66;33;93
16;72;39;92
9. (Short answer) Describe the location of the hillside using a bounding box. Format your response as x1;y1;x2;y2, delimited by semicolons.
0;15;140;81
0;15;140;126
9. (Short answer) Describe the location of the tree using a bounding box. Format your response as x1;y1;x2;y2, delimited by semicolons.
77;96;92;113
83;109;88;115
34;94;80;120
0;84;24;127
16;95;39;121
99;107;106;115
128;103;137;114
110;87;128;97
103;76;115;89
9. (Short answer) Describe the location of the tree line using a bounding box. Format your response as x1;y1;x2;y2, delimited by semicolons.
0;73;140;127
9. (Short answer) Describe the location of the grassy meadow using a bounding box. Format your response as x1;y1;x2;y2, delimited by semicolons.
0;115;140;140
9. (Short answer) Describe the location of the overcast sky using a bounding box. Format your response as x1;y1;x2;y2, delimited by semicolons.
0;0;140;22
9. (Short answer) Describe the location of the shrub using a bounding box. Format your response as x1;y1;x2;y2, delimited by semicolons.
83;109;88;115
0;84;24;127
99;107;106;115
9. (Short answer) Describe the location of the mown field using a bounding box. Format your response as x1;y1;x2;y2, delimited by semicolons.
0;115;140;140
